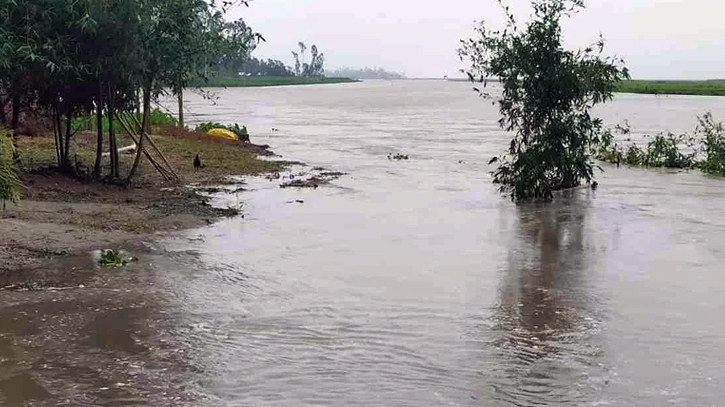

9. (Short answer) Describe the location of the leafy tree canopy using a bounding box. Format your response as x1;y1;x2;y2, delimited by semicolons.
459;0;629;201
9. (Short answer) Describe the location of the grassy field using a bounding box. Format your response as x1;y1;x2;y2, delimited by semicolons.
615;80;725;96
191;76;358;88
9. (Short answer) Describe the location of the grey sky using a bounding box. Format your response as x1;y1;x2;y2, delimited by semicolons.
231;0;724;79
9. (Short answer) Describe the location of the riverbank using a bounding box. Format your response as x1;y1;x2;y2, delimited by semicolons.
615;79;725;96
445;77;725;97
0;126;293;405
2;124;293;275
191;75;358;88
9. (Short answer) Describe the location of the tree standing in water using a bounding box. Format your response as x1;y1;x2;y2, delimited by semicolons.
459;0;628;201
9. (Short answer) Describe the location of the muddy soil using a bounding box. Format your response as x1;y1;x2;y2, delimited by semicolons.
0;244;196;406
0;170;241;406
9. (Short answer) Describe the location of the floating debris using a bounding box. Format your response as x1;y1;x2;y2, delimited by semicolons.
280;177;323;189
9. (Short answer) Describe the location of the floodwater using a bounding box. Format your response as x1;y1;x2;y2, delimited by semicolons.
153;81;725;406
6;80;725;406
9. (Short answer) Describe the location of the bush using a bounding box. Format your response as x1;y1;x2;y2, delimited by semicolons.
594;114;725;170
459;0;628;201
645;133;694;168
195;122;249;142
597;133;694;169
697;112;725;175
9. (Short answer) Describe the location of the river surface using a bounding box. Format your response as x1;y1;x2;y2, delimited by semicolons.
157;81;725;406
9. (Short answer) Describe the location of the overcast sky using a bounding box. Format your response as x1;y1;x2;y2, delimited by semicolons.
230;0;724;79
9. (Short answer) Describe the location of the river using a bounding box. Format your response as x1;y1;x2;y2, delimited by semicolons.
154;80;725;406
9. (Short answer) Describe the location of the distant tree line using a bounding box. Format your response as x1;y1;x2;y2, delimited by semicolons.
212;41;327;78
217;57;296;77
326;67;406;80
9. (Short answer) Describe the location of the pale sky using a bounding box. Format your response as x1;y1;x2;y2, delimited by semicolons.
230;0;724;79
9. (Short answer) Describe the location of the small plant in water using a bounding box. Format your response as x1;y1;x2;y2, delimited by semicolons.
597;119;704;170
697;112;725;175
99;249;128;267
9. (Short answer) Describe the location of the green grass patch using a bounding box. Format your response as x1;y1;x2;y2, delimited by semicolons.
154;125;287;178
615;80;725;96
72;108;178;133
0;130;22;204
190;76;358;88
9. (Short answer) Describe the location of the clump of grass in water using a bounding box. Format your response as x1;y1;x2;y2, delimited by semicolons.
597;121;697;169
99;249;132;267
223;205;242;217
696;113;725;175
596;113;725;177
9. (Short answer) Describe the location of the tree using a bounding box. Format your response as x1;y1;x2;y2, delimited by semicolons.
1;0;260;182
291;41;324;77
459;0;628;201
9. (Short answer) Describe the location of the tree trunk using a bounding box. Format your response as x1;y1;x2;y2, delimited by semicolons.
53;107;62;167
63;111;72;168
0;97;7;126
108;82;118;179
127;87;152;182
93;80;104;179
10;94;19;130
142;87;150;135
136;88;141;120
177;86;184;128
11;93;21;162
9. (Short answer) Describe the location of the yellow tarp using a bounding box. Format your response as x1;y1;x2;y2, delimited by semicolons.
207;128;238;141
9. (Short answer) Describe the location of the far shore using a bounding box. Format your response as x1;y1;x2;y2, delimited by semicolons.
191;75;359;88
446;77;725;97
614;79;725;96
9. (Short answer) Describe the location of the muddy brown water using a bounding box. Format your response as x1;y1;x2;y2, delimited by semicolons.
5;81;725;406
156;81;725;406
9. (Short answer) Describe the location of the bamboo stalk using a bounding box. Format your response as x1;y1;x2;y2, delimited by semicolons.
117;114;173;180
127;113;179;181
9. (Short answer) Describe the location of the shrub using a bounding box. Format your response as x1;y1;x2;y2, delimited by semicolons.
697;113;725;175
459;0;628;201
645;133;694;168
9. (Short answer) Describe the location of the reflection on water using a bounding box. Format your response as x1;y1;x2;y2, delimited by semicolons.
486;191;605;406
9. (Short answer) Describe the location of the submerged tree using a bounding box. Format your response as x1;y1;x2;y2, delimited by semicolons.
459;0;628;201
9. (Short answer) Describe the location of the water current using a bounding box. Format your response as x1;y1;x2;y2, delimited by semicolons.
154;80;725;406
